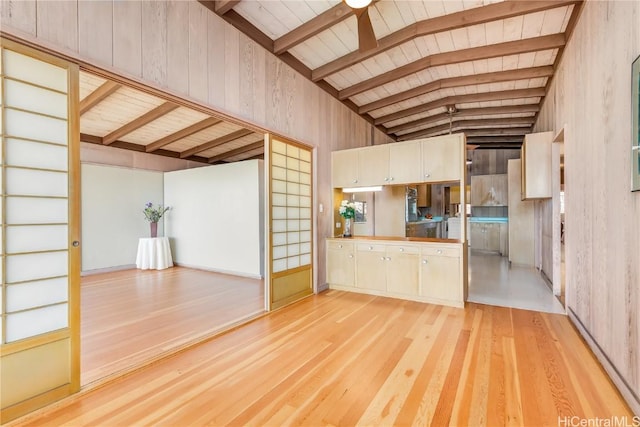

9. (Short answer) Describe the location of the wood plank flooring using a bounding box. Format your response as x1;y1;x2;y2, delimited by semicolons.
81;267;264;385
23;290;632;426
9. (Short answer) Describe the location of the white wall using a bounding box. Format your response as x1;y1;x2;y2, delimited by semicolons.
81;163;164;272
164;160;264;278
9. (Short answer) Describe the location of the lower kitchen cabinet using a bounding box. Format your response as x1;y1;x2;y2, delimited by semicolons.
469;222;500;252
420;246;461;303
326;240;355;287
327;238;464;307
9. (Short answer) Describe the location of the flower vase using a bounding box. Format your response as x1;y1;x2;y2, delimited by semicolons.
343;218;352;238
150;222;158;238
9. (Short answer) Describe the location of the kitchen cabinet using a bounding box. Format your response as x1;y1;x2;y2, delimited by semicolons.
450;185;470;204
389;141;422;184
417;184;431;207
421;134;461;182
508;159;535;266
499;222;509;257
327;238;464;307
326;240;355;287
469;222;500;252
358;145;389;186
521;131;553;199
332;149;360;188
420;245;461;303
470;174;507;206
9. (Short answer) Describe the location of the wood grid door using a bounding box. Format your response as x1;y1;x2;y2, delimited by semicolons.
0;39;80;423
268;135;313;310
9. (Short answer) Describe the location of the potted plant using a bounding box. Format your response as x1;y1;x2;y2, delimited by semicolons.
143;202;170;238
339;200;355;237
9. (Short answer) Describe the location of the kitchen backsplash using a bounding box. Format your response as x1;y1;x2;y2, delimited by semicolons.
471;206;508;218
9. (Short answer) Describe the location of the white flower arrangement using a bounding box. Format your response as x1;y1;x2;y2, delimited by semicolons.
338;200;356;219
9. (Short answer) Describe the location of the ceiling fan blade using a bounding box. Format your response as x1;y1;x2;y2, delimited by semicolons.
354;7;377;53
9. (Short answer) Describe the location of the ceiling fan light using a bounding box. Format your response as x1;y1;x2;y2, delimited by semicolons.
345;0;372;9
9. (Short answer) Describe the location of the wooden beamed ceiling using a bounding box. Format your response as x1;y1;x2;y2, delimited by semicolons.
79;71;264;164
207;0;584;147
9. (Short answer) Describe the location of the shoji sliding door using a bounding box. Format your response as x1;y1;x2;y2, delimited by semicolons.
268;135;313;310
0;39;80;423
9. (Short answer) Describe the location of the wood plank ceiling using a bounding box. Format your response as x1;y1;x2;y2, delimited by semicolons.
204;0;583;148
79;71;264;164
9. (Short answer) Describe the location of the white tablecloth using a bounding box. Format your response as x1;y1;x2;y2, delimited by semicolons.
136;237;173;270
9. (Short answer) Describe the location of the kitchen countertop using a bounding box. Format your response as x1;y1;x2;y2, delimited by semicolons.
469;217;508;223
408;216;444;224
329;235;461;244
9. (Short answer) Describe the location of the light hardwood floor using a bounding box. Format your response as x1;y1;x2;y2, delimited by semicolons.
19;290;631;426
81;267;264;385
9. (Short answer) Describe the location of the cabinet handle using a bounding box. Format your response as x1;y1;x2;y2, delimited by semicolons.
384;177;389;182
353;179;358;183
369;246;373;250
338;244;343;248
380;256;385;261
437;250;443;254
422;259;428;264
399;248;404;252
389;177;394;181
385;257;391;261
348;254;353;258
425;173;430;178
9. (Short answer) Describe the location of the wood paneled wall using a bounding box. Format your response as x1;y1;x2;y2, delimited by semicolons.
468;149;520;177
534;0;640;414
0;0;393;289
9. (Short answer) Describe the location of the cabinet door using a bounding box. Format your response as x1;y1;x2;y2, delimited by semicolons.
358;145;389;186
356;245;387;291
469;223;484;249
521;132;553;199
421;135;461;182
420;253;461;302
389;141;421;184
417;184;431;207
499;223;509;256
492;174;508;206
332;149;359;188
327;242;355;287
386;246;420;296
486;223;501;251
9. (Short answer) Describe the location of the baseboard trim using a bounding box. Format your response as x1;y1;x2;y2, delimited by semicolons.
173;262;263;280
81;264;136;276
568;308;640;416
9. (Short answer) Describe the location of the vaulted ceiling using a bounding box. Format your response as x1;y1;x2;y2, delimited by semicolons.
79;71;264;164
203;0;583;148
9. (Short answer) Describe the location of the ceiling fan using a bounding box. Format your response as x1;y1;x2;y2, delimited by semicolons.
344;0;378;52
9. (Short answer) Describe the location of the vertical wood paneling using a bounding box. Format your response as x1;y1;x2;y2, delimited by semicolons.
141;0;167;87
207;12;226;109
238;33;256;121
0;0;36;35
166;0;189;95
534;0;640;413
112;0;142;77
224;24;240;113
188;1;208;102
35;0;77;52
78;1;113;66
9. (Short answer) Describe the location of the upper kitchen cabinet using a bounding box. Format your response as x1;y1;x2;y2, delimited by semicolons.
421;134;462;182
358;145;389;186
471;174;508;206
389;141;422;184
521;131;554;199
332;149;360;188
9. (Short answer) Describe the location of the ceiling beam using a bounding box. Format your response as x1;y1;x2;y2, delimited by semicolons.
374;87;546;125
208;140;264;163
312;0;579;80
244;153;265;161
215;0;240;15
338;34;564;99
274;2;354;55
103;102;179;146
79;81;121;115
145;117;222;153
81;133;209;163
466;136;525;144
358;66;553;113
387;105;540;134
396;118;536;138
398;126;531;142
180;129;254;158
